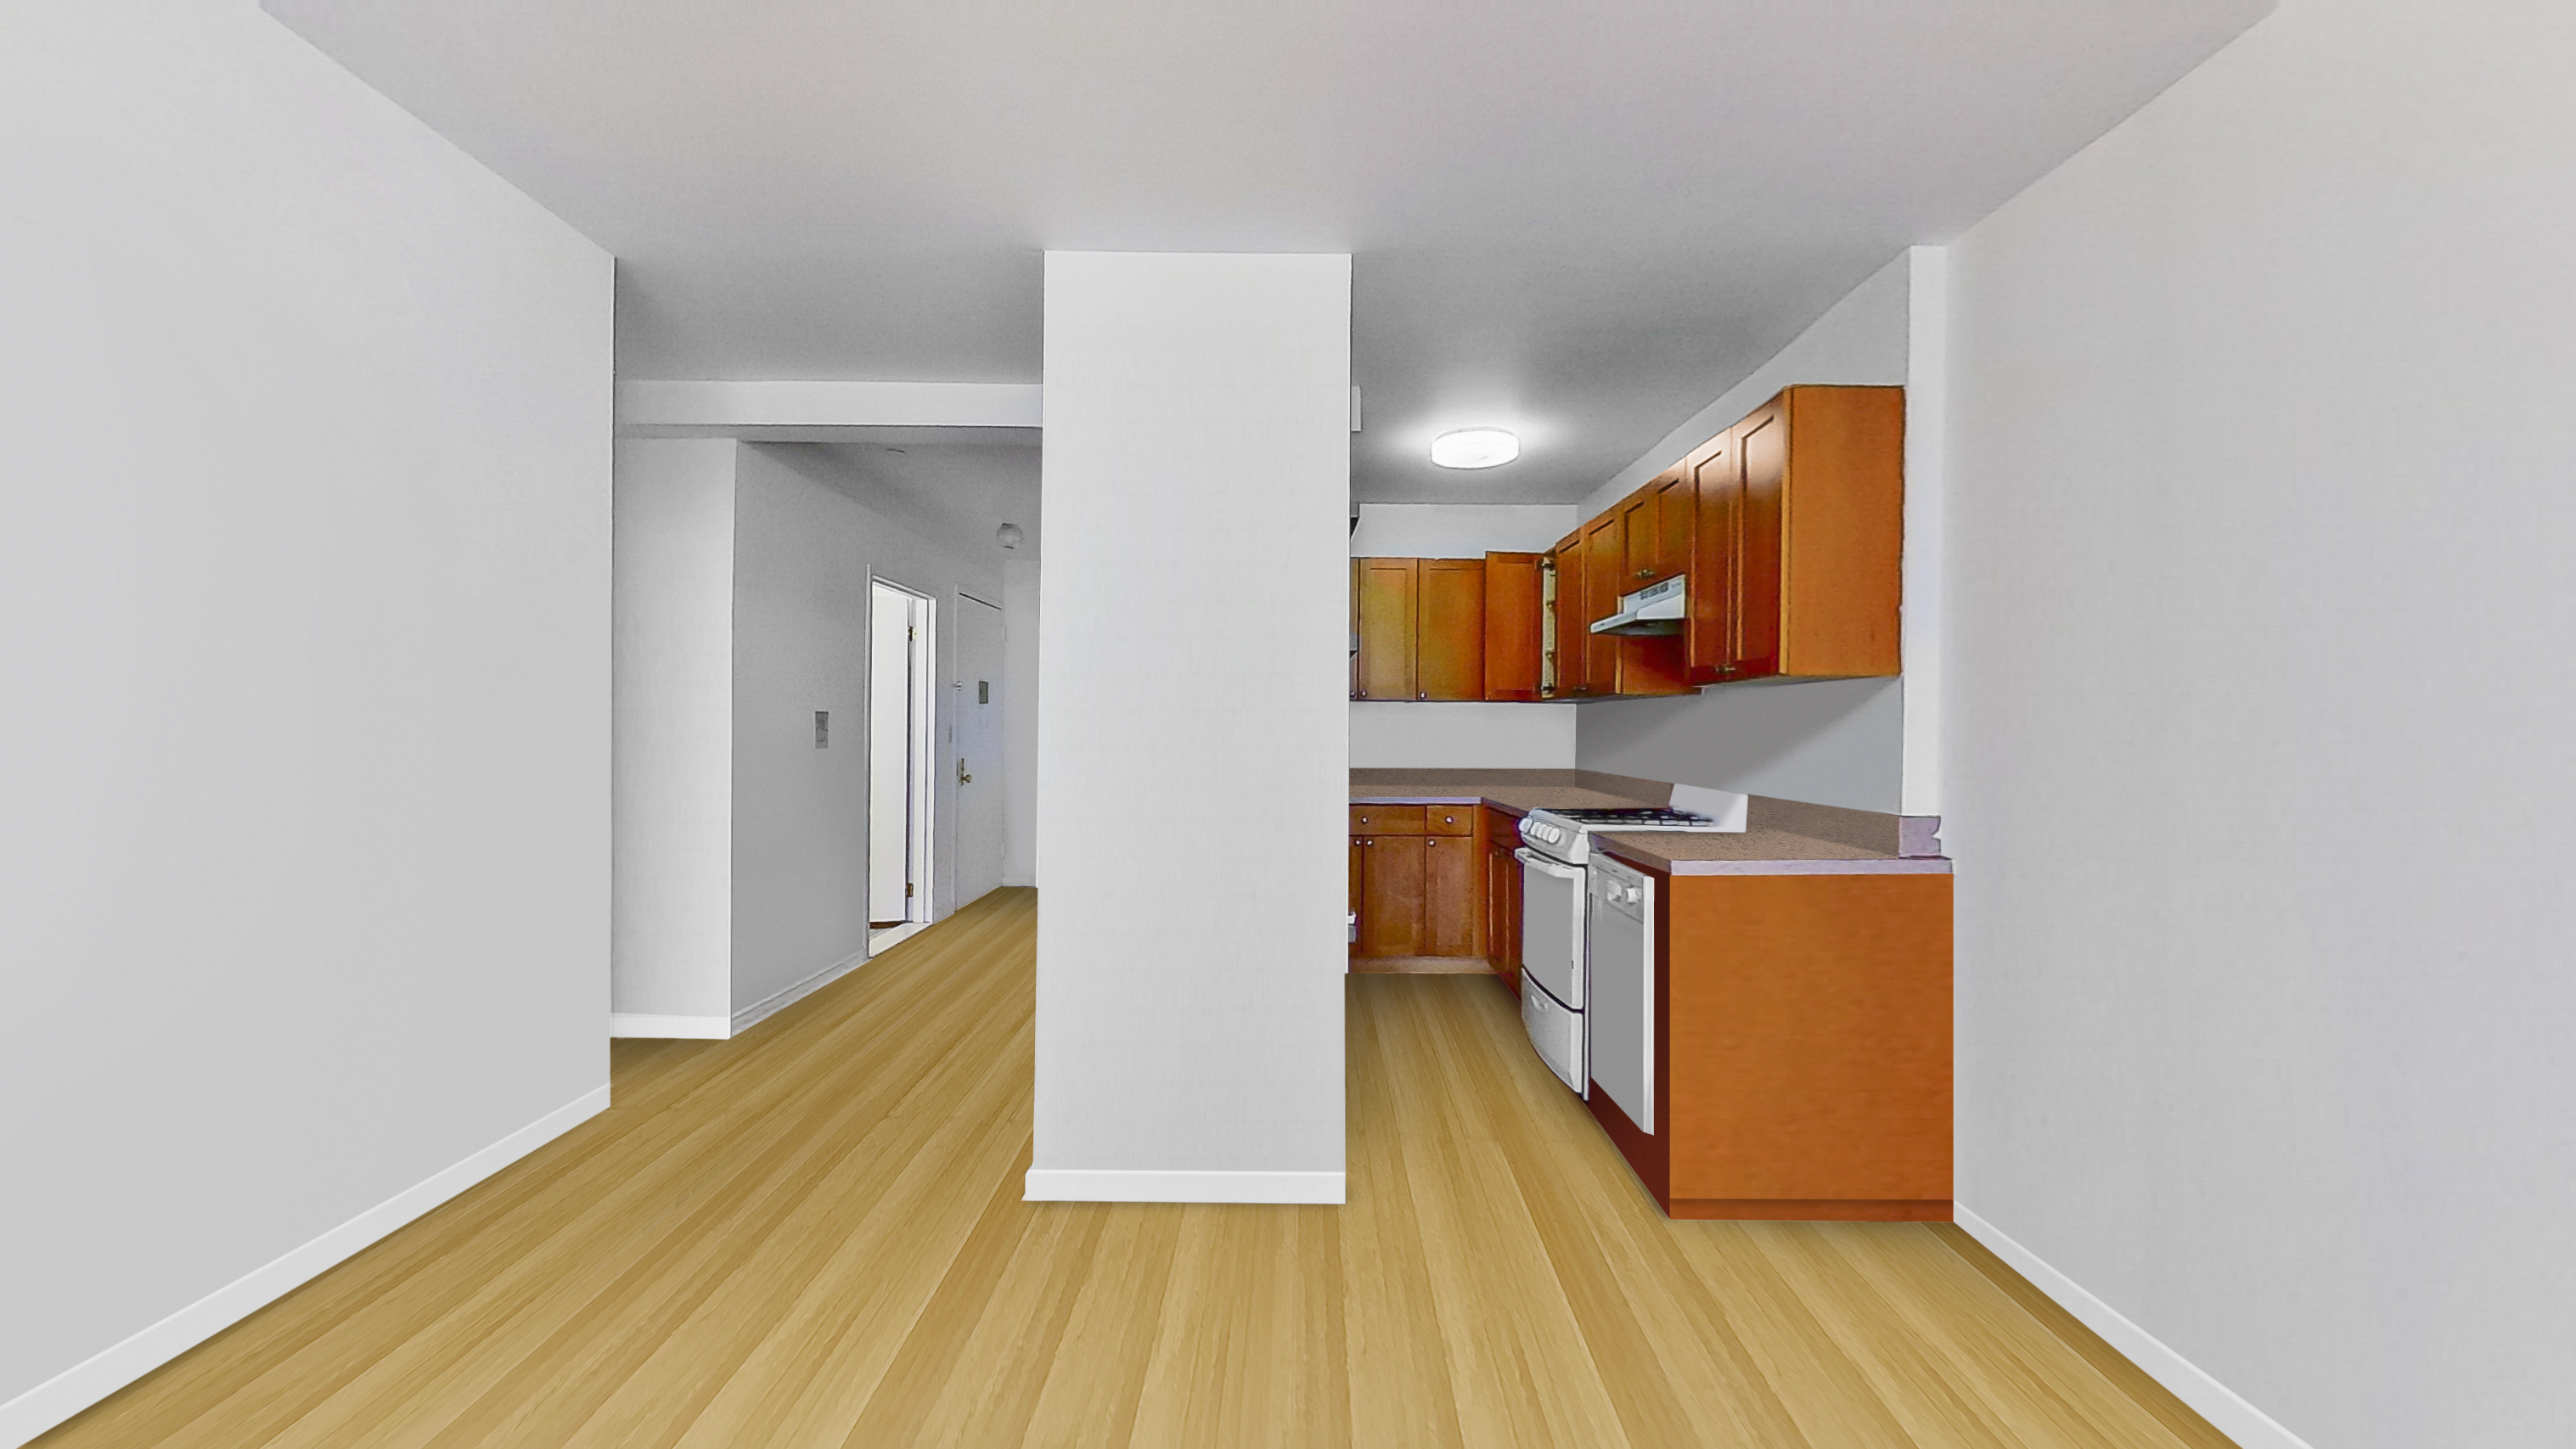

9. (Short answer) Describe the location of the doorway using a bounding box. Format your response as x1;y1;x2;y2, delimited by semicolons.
953;593;1006;904
869;580;936;943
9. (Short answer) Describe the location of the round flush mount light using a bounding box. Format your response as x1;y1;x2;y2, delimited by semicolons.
1430;427;1519;469
995;522;1024;551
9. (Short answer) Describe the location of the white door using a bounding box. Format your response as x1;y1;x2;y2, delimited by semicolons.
867;583;916;924
953;594;1006;906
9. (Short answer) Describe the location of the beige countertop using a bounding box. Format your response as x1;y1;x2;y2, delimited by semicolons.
1349;769;1951;876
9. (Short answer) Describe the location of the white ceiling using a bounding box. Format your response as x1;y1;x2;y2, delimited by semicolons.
811;439;1042;563
266;0;2269;503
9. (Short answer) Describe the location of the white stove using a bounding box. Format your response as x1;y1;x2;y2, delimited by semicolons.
1513;789;1746;1106
1517;789;1747;867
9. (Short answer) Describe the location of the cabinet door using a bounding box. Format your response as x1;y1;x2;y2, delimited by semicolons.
1482;552;1544;700
1422;833;1479;956
1356;835;1426;957
1583;514;1624;694
1656;473;1694;581
1549;532;1587;696
1487;833;1523;990
1350;835;1363;952
1622;485;1662;587
1415;559;1486;700
1687;428;1742;684
1735;402;1786;680
1353;558;1417;699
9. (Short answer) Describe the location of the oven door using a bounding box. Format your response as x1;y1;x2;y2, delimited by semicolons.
1516;847;1587;1009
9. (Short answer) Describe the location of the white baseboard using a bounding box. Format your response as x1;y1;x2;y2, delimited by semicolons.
1952;1204;2313;1449
868;921;931;952
0;1085;610;1449
1024;1168;1346;1205
730;946;869;1036
608;1012;731;1039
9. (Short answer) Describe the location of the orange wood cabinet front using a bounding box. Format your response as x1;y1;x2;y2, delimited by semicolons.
1585;868;1953;1222
1349;806;1487;961
1482;552;1545;700
1482;808;1523;994
1352;557;1488;701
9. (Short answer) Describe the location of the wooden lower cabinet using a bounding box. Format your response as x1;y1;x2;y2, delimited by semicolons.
1350;806;1486;963
1353;834;1425;956
1422;834;1477;955
1483;811;1522;994
1587;868;1953;1222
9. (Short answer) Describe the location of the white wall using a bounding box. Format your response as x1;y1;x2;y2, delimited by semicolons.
610;442;1002;1031
1348;503;1576;557
612;439;736;1020
1578;679;1903;811
1350;703;1578;769
1944;2;2576;1444
1572;250;1920;812
1578;251;1913;521
0;7;612;1442
729;446;878;1014
1002;556;1041;886
1033;252;1349;1202
1346;503;1580;770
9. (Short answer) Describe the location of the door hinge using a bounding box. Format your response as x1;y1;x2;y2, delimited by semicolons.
905;883;914;897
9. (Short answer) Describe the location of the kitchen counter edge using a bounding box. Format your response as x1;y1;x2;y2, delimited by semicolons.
1349;793;1953;876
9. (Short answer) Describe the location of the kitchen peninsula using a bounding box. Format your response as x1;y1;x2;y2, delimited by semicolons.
1353;767;1954;1223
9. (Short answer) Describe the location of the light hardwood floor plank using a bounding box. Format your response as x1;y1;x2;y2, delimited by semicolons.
35;889;2238;1449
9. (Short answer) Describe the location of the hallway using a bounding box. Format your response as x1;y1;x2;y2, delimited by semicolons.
42;890;2230;1447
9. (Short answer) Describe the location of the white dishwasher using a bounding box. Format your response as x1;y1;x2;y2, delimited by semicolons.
1585;855;1654;1132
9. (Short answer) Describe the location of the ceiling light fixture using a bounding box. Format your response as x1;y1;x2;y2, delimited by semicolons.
1430;428;1519;469
995;522;1024;551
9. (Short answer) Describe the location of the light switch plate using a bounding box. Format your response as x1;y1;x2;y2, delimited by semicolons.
813;710;829;748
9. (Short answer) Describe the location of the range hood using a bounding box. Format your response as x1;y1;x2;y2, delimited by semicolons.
1589;576;1685;636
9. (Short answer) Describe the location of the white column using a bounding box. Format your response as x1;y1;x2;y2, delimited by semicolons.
1030;252;1351;1204
1899;244;1949;821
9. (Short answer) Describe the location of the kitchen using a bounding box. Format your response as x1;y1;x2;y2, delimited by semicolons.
1349;381;1953;1222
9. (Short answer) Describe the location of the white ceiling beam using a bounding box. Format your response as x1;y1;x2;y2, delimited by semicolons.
617;379;1042;435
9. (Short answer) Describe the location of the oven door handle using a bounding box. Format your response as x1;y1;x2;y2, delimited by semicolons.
1515;847;1587;880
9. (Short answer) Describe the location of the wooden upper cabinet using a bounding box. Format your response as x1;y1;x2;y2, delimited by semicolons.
1586;490;1690;699
1582;514;1623;694
1654;473;1694;581
1353;558;1417;700
1775;386;1904;677
1669;385;1904;687
1735;401;1787;679
1686;427;1742;684
1415;559;1486;700
1482;552;1544;701
1726;386;1903;681
1621;486;1660;587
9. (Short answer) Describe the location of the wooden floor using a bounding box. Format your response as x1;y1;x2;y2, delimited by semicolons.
41;888;2236;1447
